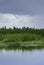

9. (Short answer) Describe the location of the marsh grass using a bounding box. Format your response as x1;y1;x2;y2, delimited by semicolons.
0;33;42;42
0;33;44;47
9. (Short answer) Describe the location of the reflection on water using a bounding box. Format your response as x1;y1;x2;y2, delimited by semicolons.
0;48;44;65
0;46;44;51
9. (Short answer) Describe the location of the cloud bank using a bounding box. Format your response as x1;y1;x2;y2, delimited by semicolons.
0;13;44;29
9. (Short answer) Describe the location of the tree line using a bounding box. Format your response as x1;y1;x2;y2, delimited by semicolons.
0;26;44;36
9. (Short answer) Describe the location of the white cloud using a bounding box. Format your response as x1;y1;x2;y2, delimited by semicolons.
0;13;44;29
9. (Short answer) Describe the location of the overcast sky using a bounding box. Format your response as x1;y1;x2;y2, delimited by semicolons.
0;0;44;28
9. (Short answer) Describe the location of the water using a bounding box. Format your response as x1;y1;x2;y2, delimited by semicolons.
0;49;44;65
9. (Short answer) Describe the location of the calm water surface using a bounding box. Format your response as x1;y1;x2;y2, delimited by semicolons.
0;49;44;65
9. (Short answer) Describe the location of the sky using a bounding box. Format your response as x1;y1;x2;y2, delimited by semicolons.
0;0;44;28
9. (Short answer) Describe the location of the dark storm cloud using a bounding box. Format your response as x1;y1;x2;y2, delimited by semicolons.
0;0;44;15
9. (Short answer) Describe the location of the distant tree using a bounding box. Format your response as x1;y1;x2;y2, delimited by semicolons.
22;27;26;30
9;28;12;30
4;26;6;29
13;26;15;30
1;26;6;30
26;27;29;30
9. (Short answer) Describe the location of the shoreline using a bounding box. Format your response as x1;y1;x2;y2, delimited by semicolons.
0;41;44;49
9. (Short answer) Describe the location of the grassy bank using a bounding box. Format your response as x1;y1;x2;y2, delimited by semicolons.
0;33;44;46
0;27;44;47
